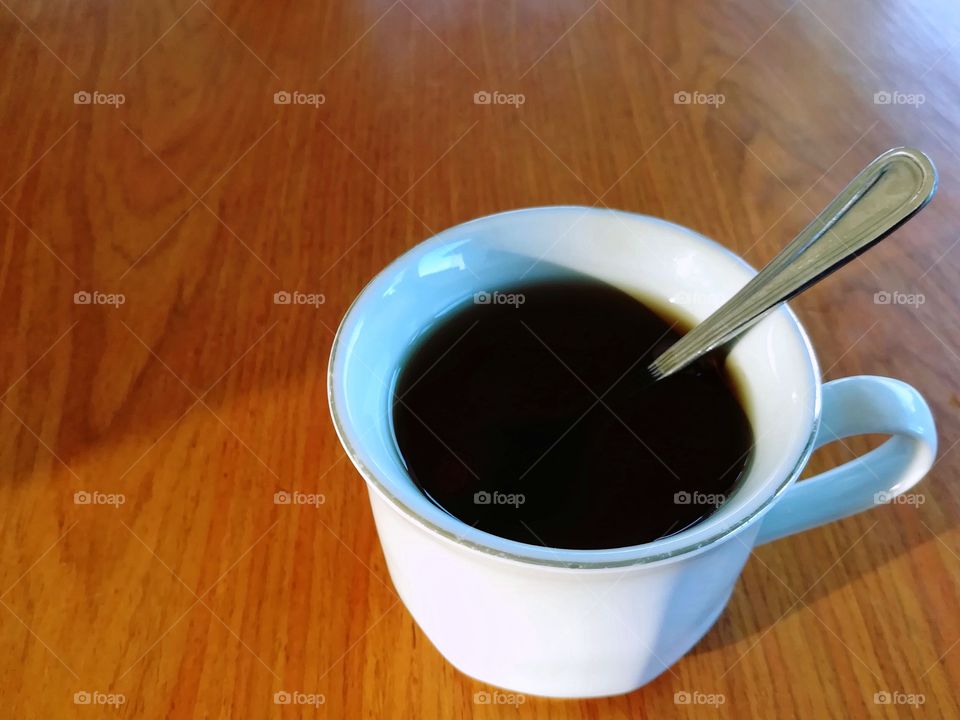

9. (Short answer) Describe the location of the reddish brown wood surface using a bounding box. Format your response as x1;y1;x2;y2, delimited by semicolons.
1;1;959;717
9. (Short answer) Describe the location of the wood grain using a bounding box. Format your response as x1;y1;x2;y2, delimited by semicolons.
1;0;959;717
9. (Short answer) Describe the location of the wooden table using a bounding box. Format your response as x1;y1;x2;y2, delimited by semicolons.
2;1;958;717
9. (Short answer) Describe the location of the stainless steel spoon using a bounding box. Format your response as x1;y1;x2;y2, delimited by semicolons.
648;147;938;381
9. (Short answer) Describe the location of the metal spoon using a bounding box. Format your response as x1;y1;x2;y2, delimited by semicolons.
648;147;938;381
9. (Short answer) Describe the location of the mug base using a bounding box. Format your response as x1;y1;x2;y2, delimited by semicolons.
431;590;733;700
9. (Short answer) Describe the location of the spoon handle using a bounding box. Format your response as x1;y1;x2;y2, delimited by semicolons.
648;147;938;381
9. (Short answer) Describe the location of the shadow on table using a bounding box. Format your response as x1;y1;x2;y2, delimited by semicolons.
689;498;952;654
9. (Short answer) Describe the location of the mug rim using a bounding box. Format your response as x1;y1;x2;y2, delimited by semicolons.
328;206;823;569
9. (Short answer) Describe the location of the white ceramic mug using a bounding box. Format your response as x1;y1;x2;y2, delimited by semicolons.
328;207;936;698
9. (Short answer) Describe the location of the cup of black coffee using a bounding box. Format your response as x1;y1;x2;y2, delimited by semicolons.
328;206;936;697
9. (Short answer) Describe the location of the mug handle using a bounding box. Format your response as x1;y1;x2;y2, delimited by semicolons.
755;375;937;545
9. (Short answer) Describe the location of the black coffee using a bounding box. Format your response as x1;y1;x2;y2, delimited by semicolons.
392;277;753;550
